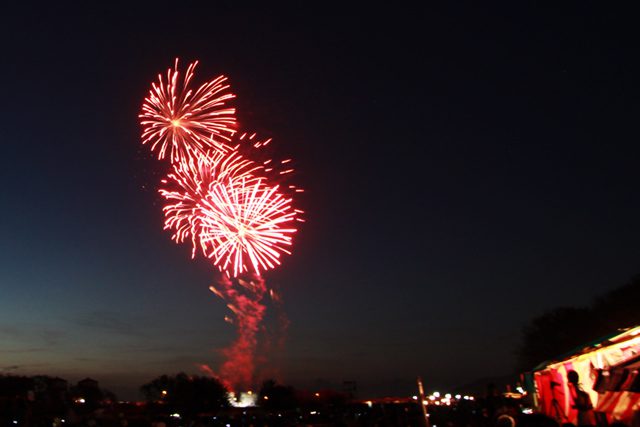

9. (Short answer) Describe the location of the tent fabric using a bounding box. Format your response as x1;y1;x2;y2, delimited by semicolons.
532;327;640;371
614;354;640;371
595;391;640;424
604;354;640;392
533;360;592;425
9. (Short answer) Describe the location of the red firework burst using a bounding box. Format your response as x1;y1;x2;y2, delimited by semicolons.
198;177;301;278
140;59;237;163
140;60;304;390
159;151;262;256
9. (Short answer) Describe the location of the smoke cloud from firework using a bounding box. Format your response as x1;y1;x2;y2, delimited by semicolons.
139;59;302;390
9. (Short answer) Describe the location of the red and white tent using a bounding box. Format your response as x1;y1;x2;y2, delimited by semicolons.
530;326;640;425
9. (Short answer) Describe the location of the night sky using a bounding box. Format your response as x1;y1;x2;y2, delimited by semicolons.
1;3;639;399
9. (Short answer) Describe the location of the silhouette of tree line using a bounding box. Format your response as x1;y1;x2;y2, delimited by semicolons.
140;372;228;417
0;375;116;425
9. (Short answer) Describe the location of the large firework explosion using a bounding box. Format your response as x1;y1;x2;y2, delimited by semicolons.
198;178;297;278
139;59;302;391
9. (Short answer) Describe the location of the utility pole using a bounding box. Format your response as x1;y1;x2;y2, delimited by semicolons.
417;376;430;427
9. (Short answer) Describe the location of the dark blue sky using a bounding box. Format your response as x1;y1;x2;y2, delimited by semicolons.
1;3;639;399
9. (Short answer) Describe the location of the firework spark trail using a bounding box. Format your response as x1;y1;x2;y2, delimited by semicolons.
140;59;303;391
208;274;267;390
140;59;237;163
195;179;299;390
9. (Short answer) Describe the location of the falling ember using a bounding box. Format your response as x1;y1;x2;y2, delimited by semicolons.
140;59;237;163
234;132;300;185
139;59;303;391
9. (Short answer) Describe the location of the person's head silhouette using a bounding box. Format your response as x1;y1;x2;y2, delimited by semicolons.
567;370;580;385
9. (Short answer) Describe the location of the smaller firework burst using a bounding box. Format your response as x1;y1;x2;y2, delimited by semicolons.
140;59;237;163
